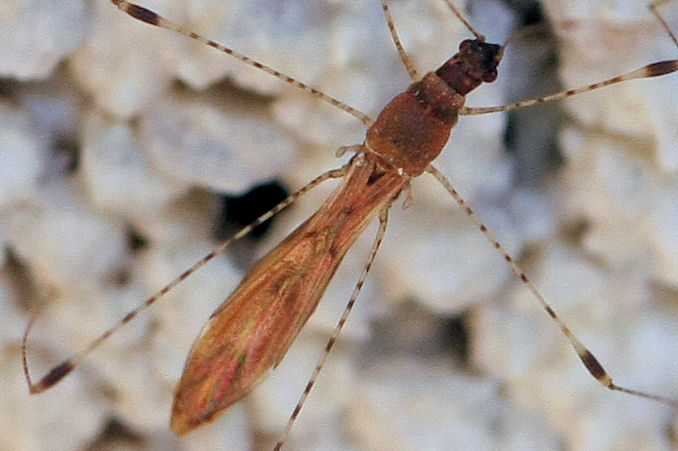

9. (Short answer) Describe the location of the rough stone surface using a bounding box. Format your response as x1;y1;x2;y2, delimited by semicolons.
1;0;677;450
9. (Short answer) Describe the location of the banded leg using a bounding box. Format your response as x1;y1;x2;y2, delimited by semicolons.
23;166;347;393
440;0;486;41
460;1;678;115
380;0;488;82
274;205;393;450
427;163;678;408
109;0;373;126
379;0;420;81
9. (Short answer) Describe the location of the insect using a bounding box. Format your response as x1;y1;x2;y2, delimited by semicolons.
6;0;678;450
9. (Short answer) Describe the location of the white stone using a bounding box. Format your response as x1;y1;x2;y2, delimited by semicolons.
0;0;86;80
0;103;45;207
3;0;677;449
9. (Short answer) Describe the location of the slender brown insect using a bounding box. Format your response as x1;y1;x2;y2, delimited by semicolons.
11;0;678;449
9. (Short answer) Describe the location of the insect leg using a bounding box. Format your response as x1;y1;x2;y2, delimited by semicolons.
274;203;393;450
23;166;347;394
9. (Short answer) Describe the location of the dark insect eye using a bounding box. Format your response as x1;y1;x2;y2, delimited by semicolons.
459;39;473;52
483;70;498;82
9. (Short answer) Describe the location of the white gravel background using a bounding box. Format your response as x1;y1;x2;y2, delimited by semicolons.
1;0;677;450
